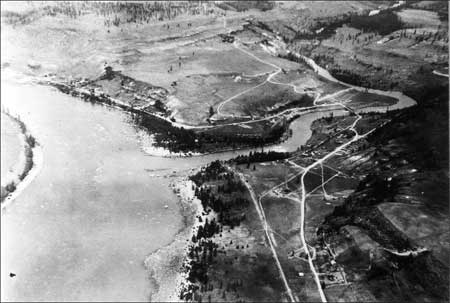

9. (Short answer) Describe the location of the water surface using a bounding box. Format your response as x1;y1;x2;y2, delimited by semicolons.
1;82;198;302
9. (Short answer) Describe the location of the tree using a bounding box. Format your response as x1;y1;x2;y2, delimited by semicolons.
209;106;214;117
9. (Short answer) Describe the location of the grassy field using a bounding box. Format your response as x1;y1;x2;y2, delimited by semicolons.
170;71;267;124
185;163;289;302
236;161;298;196
220;81;313;117
2;2;342;127
2;1;415;131
272;69;347;96
275;0;448;100
378;202;450;264
396;8;441;28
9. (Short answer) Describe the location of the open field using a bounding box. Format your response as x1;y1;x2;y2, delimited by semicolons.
378;202;450;264
221;99;449;301
1;0;419;151
272;69;347;96
235;163;325;301
0;4;340;128
397;8;441;27
183;163;289;302
220;81;313;117
235;161;298;195
267;0;448;104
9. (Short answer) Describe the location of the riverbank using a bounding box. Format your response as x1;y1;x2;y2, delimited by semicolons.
289;51;417;110
45;77;292;156
175;161;287;302
1;110;42;209
1;80;195;302
1;141;43;212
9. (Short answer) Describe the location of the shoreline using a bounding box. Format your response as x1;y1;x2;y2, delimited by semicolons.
1;110;43;212
140;54;421;299
41;79;296;157
144;174;205;302
41;72;416;160
1;143;43;213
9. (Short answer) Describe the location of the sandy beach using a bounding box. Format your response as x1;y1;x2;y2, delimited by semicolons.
1;111;43;211
145;175;207;301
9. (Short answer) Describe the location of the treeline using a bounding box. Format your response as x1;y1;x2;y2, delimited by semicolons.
215;1;275;12
277;10;365;43
195;186;249;227
4;2;217;27
133;112;289;154
190;161;227;185
349;11;403;36
278;52;311;68
42;2;81;18
413;1;448;22
0;110;37;202
191;163;249;227
232;150;290;165
331;68;380;89
91;1;215;24
50;79;290;154
1;10;38;25
275;4;408;45
185;238;219;288
181;161;252;301
290;18;348;42
289;9;404;41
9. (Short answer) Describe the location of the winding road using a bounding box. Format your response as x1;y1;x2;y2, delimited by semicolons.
216;38;308;118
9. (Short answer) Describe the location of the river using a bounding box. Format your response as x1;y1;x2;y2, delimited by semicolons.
0;80;256;302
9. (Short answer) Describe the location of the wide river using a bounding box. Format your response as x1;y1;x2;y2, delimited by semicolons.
0;73;415;301
0;80;256;302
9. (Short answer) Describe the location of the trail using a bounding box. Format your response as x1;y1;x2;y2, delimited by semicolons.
230;98;387;302
432;70;449;78
292;97;392;301
271;96;383;301
233;169;297;302
320;163;334;200
306;172;340;199
71;80;345;131
289;51;416;111
216;38;348;118
382;247;428;257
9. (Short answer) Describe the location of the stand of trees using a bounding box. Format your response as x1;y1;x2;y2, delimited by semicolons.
51;79;290;154
349;11;403;36
232;150;290;165
194;180;249;228
215;1;275;12
190;161;227;185
0;110;37;202
181;162;252;300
